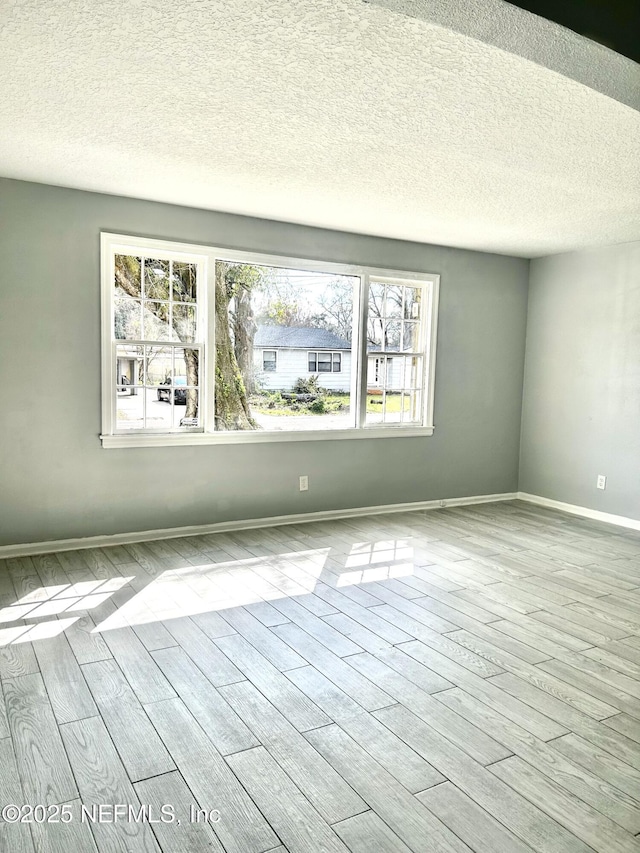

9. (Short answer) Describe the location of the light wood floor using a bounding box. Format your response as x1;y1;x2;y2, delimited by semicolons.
1;500;640;853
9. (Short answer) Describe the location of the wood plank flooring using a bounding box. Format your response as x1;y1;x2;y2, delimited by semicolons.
1;500;640;852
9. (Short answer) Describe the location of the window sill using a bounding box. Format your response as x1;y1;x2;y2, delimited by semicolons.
100;425;435;448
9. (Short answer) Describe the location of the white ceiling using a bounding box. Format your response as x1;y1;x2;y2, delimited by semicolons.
0;0;638;257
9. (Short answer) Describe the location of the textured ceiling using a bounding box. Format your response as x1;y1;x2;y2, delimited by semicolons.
367;0;640;110
0;0;638;257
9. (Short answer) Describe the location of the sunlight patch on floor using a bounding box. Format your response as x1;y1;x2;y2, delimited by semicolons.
337;562;415;586
93;548;333;631
0;577;133;645
0;539;416;643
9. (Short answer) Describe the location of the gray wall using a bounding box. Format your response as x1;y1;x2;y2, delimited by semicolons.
519;240;640;521
0;178;529;546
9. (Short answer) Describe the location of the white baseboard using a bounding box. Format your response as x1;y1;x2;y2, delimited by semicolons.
517;492;640;533
0;492;518;558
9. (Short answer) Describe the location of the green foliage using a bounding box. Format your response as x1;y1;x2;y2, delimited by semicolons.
215;364;231;401
293;375;323;394
249;390;348;417
266;391;284;409
234;369;246;397
223;263;264;298
260;299;327;329
309;398;326;414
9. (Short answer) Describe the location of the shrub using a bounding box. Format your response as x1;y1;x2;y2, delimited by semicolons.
309;398;326;414
293;375;323;395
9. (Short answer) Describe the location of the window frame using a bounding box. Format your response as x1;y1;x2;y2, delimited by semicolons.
308;351;342;374
101;233;439;447
364;276;433;429
262;350;277;372
101;234;216;441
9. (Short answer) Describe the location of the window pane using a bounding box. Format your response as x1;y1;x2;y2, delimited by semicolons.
365;389;385;425
367;320;384;352
366;354;390;388
332;353;341;372
404;287;421;320
145;386;173;430
116;389;144;430
383;356;402;391
143;302;172;340
401;389;422;423
403;355;424;389
372;358;381;385
172;262;198;302
216;260;357;432
383;321;401;352
385;285;403;318
173;348;199;427
317;352;332;372
383;392;402;423
174;390;199;428
114;299;142;340
381;355;423;392
174;348;200;389
172;304;197;343
116;344;143;387
144;259;170;300
402;321;420;352
369;282;385;316
144;347;173;386
367;284;385;353
114;255;141;299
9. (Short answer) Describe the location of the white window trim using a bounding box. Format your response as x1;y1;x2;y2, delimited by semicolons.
308;351;343;373
100;233;217;440
262;349;277;372
101;233;439;447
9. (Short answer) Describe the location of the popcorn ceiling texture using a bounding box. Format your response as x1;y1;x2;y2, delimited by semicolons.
367;0;640;111
0;0;638;257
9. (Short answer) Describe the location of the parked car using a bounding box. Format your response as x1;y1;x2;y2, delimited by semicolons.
157;376;187;404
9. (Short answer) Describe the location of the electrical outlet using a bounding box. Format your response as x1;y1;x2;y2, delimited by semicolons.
299;475;309;492
596;475;606;490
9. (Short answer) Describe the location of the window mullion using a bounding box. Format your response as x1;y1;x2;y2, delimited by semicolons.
110;341;117;434
355;274;369;429
424;281;438;427
205;256;216;433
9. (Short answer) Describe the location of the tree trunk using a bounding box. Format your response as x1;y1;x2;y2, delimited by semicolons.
183;348;199;419
233;285;256;394
115;254;255;430
215;263;256;430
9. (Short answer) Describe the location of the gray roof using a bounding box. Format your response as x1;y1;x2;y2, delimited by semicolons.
255;325;351;350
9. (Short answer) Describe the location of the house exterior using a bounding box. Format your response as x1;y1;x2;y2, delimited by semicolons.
254;324;419;393
366;350;416;393
254;326;352;392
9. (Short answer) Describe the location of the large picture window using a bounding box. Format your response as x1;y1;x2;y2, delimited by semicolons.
101;234;439;446
308;352;342;373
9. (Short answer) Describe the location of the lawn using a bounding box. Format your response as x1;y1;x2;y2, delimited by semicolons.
250;391;403;416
